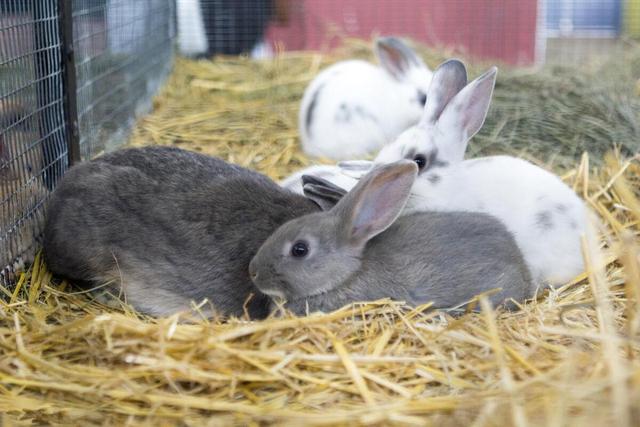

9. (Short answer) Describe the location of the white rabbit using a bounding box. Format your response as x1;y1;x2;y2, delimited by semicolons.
299;37;433;161
343;59;590;286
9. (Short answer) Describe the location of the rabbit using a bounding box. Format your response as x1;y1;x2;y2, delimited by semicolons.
249;161;533;315
299;36;433;161
0;103;48;278
343;59;590;286
43;146;341;319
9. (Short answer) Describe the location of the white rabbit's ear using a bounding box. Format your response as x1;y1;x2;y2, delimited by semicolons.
436;66;497;147
338;160;373;178
333;160;417;248
420;59;468;126
375;37;423;81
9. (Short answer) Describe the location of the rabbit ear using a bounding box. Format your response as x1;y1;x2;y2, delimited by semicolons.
338;160;374;172
338;160;373;179
333;161;417;248
436;66;497;148
302;175;347;211
375;37;423;81
420;59;468;126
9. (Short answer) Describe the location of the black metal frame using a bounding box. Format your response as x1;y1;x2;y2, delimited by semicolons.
58;0;80;166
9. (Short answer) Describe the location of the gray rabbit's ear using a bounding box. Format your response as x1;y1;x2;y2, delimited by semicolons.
375;37;423;81
334;160;417;248
302;175;347;211
420;59;468;126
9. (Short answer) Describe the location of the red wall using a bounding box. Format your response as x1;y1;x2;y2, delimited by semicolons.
266;0;539;65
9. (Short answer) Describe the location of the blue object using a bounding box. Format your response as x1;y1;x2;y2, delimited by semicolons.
546;0;622;34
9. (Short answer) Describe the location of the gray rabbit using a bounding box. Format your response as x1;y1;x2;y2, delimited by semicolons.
249;161;533;315
44;146;330;318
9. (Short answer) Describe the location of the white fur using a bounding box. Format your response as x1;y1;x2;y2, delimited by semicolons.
299;38;432;161
368;61;591;285
404;155;587;284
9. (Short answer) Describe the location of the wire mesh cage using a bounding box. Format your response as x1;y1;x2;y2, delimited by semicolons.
73;0;175;160
0;1;66;279
0;0;175;280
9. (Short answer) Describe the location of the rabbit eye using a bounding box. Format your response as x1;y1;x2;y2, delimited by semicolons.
291;241;309;258
413;154;428;170
417;91;427;106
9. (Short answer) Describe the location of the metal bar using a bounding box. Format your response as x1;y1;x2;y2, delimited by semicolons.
58;0;81;165
34;0;61;189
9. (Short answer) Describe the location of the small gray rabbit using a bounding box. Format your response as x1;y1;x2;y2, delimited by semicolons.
44;146;332;319
249;161;533;315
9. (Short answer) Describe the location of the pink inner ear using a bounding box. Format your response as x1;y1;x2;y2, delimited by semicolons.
379;45;409;77
385;48;405;68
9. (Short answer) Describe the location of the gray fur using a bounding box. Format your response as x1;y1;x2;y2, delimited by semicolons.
427;174;441;184
43;146;321;319
250;162;532;315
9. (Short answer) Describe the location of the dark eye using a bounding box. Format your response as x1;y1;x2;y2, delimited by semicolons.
290;241;309;258
413;154;428;170
417;91;427;106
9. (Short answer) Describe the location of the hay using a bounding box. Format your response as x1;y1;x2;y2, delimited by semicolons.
1;43;640;425
127;40;640;173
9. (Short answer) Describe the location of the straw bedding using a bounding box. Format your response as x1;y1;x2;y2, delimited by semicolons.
1;42;639;426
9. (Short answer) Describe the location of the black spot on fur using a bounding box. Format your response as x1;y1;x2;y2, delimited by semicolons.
335;103;352;122
305;83;325;137
555;203;567;213
427;174;441;184
353;106;379;123
427;150;449;169
535;211;553;231
403;147;416;159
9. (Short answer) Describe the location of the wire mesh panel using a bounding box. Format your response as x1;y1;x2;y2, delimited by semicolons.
0;0;67;279
0;1;176;279
73;0;175;160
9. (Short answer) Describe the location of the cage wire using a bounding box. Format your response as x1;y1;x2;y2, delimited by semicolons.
73;0;175;160
0;1;66;281
0;1;175;280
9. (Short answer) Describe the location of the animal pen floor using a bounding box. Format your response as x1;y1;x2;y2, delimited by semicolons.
1;42;640;426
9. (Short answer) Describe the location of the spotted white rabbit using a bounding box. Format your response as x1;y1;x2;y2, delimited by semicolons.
345;59;590;286
299;37;433;160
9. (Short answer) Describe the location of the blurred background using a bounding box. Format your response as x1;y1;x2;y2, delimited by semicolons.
177;0;639;65
0;0;638;276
